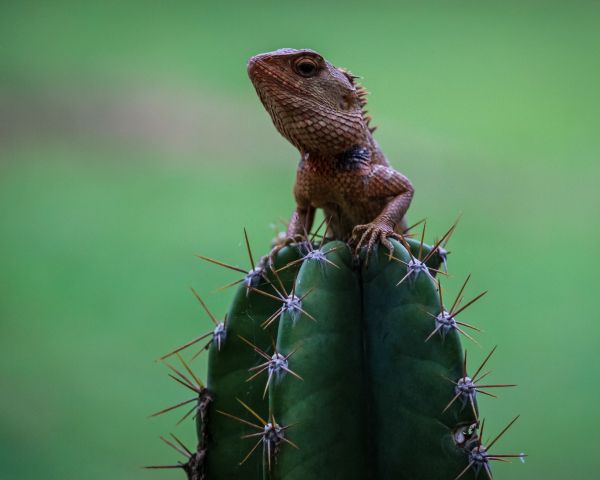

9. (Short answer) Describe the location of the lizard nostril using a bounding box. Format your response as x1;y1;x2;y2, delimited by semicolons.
247;59;261;80
247;53;271;79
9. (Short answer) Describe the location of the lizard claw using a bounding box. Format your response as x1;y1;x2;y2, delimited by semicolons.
351;222;402;262
267;233;306;269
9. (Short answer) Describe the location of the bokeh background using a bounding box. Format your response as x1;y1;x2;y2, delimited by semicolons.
1;1;599;479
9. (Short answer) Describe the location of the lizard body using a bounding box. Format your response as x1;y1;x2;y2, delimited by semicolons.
247;48;414;253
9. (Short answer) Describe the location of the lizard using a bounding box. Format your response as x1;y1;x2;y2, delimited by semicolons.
247;48;414;259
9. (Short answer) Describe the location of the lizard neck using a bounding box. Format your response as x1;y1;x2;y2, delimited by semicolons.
300;147;368;173
300;134;381;171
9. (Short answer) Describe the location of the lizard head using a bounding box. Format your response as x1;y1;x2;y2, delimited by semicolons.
247;48;373;156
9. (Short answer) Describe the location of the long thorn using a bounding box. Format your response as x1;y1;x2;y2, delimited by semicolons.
195;254;247;274
216;410;263;430
144;464;183;470
168;374;199;394
453;290;488;318
423;220;458;264
159;331;213;361
159;435;191;458
251;287;284;303
450;274;472;315
442;392;462;413
243;228;256;272
190;288;219;325
176;353;204;388
454;462;474;480
164;362;195;389
176;405;197;425
261;308;283;329
472;346;498;381
238;335;271;360
149;398;197;418
236;398;268;426
486;415;520;450
239;438;262;465
419;221;426;259
215;277;245;292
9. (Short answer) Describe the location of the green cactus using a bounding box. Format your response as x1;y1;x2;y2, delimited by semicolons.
149;225;524;479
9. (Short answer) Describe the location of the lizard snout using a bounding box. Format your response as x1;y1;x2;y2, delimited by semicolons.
247;53;269;79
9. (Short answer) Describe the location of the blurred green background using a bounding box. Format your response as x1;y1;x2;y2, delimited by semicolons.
1;1;599;479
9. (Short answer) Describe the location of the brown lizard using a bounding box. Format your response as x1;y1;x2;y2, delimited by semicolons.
247;48;414;257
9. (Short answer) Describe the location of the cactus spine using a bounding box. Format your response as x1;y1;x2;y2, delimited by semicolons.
149;224;524;479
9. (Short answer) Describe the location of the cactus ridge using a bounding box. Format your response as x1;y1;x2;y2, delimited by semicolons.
150;225;525;479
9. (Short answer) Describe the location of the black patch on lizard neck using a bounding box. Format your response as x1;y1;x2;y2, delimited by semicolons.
335;145;371;171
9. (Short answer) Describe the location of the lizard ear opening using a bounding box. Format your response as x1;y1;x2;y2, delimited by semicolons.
339;93;357;111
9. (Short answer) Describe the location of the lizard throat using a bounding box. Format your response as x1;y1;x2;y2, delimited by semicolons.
335;145;372;171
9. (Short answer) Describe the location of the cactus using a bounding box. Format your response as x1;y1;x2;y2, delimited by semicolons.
148;224;525;479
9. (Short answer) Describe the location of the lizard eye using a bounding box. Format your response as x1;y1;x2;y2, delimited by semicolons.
293;57;319;78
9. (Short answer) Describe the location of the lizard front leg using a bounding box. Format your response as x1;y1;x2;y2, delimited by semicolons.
267;203;315;267
286;204;316;239
351;165;414;256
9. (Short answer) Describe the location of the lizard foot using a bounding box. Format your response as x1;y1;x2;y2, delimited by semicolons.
266;233;306;269
351;222;403;261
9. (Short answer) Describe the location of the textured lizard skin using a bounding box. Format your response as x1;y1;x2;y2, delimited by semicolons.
247;48;414;254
